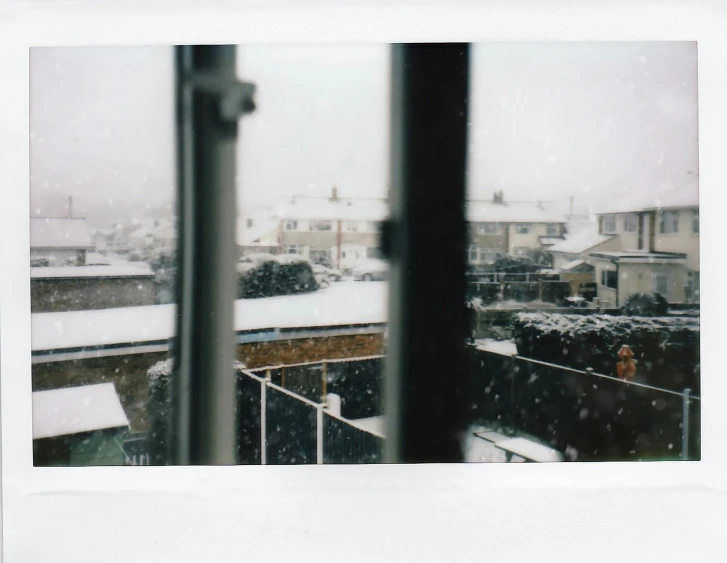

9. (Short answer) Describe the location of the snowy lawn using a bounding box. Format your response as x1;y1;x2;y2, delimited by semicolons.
32;280;388;351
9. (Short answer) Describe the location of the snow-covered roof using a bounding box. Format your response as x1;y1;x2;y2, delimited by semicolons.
236;219;280;246
548;227;615;254
466;201;567;223
560;259;593;271
273;197;389;221
596;182;698;214
32;383;129;439
127;222;176;242
30;264;154;279
30;218;94;250
590;250;686;260
539;237;564;246
31;280;387;352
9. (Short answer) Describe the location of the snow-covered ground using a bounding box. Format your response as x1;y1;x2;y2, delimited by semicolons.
31;280;388;351
348;417;520;463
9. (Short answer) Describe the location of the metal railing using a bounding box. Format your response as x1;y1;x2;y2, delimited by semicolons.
236;367;384;465
470;347;700;461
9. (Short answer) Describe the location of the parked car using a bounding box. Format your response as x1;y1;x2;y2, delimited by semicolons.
312;263;342;282
352;259;388;281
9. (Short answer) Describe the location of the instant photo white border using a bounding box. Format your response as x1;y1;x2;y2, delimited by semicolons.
2;1;726;561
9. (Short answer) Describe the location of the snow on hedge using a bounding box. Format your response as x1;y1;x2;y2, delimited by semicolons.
515;311;699;337
147;358;247;381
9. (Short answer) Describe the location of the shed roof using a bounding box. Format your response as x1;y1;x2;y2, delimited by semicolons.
32;383;129;439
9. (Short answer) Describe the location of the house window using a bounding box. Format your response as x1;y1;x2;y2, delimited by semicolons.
654;273;669;296
692;211;699;234
283;244;303;255
310;220;333;231
660;211;679;234
309;247;333;265
602;215;616;234
601;269;618;289
367;221;383;232
478;223;500;235
284;220;298;231
545;224;559;236
515;224;531;234
343;220;358;232
623;214;638;233
366;247;383;259
467;244;480;263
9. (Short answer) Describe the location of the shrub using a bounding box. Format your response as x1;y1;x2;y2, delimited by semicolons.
622;292;669;317
513;312;700;393
238;258;319;299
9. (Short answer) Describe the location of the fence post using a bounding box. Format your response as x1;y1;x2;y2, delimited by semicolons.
681;388;691;461
322;361;328;403
316;405;324;465
509;353;517;436
261;378;268;465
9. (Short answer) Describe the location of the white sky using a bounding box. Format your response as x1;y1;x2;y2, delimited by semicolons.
30;43;697;226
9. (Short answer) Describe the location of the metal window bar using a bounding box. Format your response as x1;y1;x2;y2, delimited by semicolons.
170;45;255;466
385;44;471;463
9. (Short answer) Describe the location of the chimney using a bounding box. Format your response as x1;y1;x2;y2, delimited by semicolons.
331;185;339;201
493;190;504;204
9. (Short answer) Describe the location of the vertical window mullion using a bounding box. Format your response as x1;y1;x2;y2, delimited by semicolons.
171;45;243;466
385;44;471;463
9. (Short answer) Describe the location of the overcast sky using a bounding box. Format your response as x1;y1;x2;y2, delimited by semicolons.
30;42;697;226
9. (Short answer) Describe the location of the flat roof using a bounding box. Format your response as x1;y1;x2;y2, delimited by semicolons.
30;265;155;279
32;383;129;439
31;280;387;352
590;250;686;259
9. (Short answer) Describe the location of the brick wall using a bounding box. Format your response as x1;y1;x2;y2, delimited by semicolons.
32;331;385;434
237;333;384;368
31;277;156;313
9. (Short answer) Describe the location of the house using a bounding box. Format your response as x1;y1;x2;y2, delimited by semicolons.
588;250;688;308
593;182;699;304
30;217;94;266
236;217;281;256
548;223;621;270
126;220;176;253
32;383;130;466
244;187;388;270
465;191;567;265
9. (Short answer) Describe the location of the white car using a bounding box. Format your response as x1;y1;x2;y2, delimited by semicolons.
352;259;388;281
312;263;343;282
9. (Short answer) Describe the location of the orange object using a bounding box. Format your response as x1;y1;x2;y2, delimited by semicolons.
616;345;636;381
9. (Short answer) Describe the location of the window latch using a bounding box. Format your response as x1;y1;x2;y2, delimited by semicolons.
185;72;257;123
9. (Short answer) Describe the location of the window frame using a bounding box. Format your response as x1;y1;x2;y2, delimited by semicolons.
514;223;532;235
545;223;559;236
309;219;333;232
601;269;618;289
284;219;298;231
478;222;501;235
623;214;638;233
660;210;679;235
602;214;617;234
